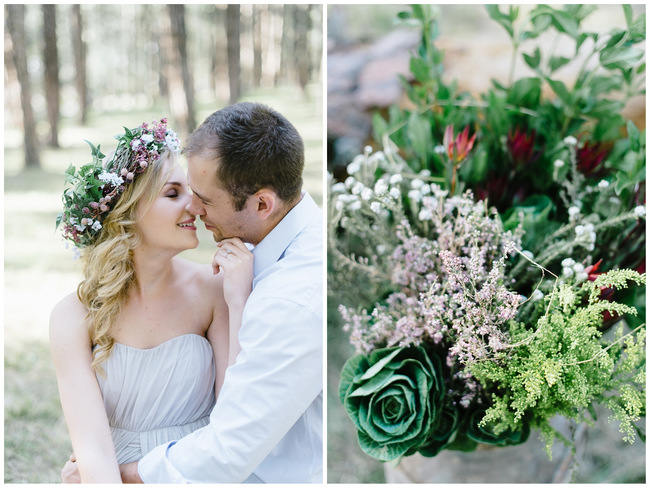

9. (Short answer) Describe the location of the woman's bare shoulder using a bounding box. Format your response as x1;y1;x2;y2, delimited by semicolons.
49;292;89;344
175;257;224;294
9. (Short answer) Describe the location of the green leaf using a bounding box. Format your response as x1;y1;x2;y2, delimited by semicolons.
628;13;645;42
406;113;432;169
546;78;573;106
508;5;519;22
410;57;431;83
565;4;597;23
605;29;627;49
507;77;541;108
600;45;644;71
55;213;62;229
397;11;411;20
623;4;634;27
584;99;624;118
519;30;538;41
486;5;514;38
523;47;541;69
65;164;76;177
502;195;556;249
372;113;389;144
626;120;641;150
575;33;589;54
550;10;579;39
411;4;425;21
339;355;367;403
361;348;403;381
531;13;552;35
548;56;571;73
588;75;622;96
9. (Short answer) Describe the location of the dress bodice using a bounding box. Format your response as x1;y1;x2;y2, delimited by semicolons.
96;334;215;464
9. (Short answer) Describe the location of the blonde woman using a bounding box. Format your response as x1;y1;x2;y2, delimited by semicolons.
49;119;251;482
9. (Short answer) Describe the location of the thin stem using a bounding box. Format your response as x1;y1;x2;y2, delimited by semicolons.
451;163;458;194
563;323;645;366
509;42;519;86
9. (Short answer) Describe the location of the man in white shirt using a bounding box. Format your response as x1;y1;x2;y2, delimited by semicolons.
124;103;323;482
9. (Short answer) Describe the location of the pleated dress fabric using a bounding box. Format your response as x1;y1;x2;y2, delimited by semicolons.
96;334;216;464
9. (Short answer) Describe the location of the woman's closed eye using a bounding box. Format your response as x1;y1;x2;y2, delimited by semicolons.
165;189;179;198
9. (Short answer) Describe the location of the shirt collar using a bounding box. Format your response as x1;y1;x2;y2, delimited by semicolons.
252;192;319;277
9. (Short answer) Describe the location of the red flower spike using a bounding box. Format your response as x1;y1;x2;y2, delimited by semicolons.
507;127;536;166
444;125;477;163
443;125;454;160
585;259;604;281
577;140;611;176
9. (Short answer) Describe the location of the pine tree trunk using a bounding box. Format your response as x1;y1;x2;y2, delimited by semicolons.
278;4;294;85
294;5;310;95
6;5;40;168
156;13;169;100
252;5;262;87
42;4;60;147
167;5;196;134
226;4;241;104
70;5;88;125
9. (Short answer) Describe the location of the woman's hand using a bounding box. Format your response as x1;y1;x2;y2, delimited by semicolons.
61;454;81;483
212;238;254;312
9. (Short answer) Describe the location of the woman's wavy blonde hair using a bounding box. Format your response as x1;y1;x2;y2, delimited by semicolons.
77;150;175;372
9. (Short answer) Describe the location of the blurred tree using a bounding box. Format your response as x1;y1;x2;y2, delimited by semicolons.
167;5;196;134
154;11;169;101
226;4;241;103
42;4;60;147
278;4;295;85
6;5;40;168
70;5;88;124
294;5;311;96
252;5;262;87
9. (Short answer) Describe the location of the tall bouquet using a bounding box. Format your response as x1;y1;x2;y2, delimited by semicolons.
329;5;646;463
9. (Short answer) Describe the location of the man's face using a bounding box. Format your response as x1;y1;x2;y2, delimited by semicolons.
186;153;255;242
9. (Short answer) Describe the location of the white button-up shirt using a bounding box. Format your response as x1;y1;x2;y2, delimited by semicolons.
138;193;323;483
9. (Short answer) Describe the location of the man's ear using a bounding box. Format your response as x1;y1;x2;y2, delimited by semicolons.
253;188;278;220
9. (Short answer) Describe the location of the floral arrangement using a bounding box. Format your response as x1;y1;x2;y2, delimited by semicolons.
56;118;180;248
330;5;646;463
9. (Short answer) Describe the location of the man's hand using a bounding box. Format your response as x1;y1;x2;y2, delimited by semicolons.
61;454;81;483
120;461;143;483
212;238;254;311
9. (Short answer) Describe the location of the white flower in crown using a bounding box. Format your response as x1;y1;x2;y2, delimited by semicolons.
141;133;154;144
98;171;125;187
165;130;181;153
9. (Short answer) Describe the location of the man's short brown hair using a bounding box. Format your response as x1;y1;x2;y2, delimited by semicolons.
184;102;304;211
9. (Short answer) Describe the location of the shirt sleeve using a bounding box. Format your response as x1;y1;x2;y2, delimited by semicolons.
137;296;322;483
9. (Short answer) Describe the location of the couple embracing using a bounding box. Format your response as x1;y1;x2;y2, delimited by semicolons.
50;103;322;483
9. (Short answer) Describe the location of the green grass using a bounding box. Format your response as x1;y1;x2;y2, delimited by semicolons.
4;86;322;482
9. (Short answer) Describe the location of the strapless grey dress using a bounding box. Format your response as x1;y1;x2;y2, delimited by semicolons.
96;334;215;464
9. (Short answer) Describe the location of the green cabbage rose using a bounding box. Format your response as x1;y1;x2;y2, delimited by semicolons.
339;346;444;461
465;409;530;446
419;403;461;456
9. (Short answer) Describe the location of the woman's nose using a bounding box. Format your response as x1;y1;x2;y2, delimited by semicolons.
186;194;205;216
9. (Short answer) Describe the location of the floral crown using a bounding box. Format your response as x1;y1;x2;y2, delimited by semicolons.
56;118;181;248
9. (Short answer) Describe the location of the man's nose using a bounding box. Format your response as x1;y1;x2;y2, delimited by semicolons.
186;194;206;216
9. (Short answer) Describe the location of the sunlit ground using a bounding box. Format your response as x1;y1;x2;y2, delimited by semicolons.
4;84;323;482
